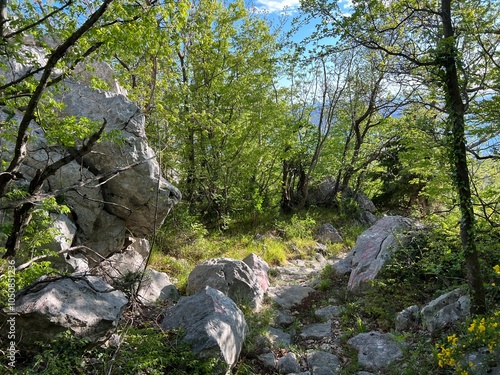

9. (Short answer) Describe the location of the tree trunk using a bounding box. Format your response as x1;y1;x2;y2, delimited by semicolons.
439;0;486;314
0;0;7;38
280;158;293;213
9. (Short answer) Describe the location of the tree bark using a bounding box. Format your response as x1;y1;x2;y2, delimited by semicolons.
0;0;7;38
439;0;486;314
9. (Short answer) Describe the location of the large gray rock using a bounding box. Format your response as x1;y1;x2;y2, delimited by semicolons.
346;216;415;291
464;348;500;375
0;44;180;268
395;305;420;332
6;276;128;345
187;258;263;310
307;177;377;225
421;288;470;333
73;60;127;96
307;177;338;206
58;79;181;238
161;287;248;372
347;331;404;370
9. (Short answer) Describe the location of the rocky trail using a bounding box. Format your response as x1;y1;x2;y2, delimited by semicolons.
251;254;402;375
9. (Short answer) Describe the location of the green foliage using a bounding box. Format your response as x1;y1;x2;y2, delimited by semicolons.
15;327;220;375
276;213;316;240
436;310;500;374
111;327;221;375
20;332;91;375
0;196;72;305
346;224;466;330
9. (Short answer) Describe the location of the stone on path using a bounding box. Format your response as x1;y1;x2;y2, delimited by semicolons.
268;284;316;310
277;352;301;374
266;327;292;348
347;331;404;370
258;352;277;370
315;305;344;320
306;350;340;375
346;216;415;291
299;321;332;340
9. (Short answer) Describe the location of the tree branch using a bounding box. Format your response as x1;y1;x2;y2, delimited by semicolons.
0;0;114;198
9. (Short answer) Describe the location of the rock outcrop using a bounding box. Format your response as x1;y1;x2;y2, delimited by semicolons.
0;45;180;270
0;44;179;345
137;269;179;306
307;177;377;225
315;223;343;244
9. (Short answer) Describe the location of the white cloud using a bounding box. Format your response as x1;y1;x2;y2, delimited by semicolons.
255;0;301;13
338;0;353;9
256;0;352;15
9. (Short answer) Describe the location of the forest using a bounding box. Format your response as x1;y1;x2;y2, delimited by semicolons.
0;0;499;374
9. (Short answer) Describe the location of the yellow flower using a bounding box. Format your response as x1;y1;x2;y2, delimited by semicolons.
494;264;500;274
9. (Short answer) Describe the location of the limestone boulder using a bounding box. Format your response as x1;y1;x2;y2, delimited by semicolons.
187;258;263;310
395;305;420;332
161;287;248;373
6;276;128;345
307;177;337;206
345;216;415;291
57;79;181;238
307;177;377;225
421;288;470;333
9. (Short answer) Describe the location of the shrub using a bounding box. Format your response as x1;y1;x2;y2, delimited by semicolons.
436;311;500;374
435;265;500;374
275;214;316;240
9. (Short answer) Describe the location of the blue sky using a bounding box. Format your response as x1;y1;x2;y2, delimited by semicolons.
249;0;352;46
